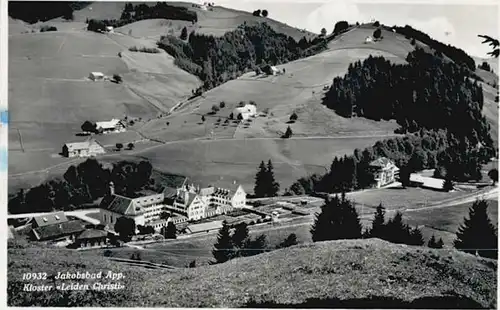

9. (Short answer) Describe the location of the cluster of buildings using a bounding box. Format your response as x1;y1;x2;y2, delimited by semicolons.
369;156;446;191
98;181;247;233
62;118;127;158
15;212;108;249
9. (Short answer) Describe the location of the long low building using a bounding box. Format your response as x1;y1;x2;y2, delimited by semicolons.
409;174;445;191
62;138;105;158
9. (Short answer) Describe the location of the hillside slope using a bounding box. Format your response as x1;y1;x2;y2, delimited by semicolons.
8;239;497;307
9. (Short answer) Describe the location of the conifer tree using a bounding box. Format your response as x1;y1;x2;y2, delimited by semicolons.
435;237;444;249
266;160;280;197
212;221;234;263
254;161;268;198
409;227;425;246
311;194;362;242
278;233;298;248
232;222;249;257
180;26;188;40
454;199;498;259
369;203;386;239
242;234;268;257
428;234;437;248
165;222;177;239
385;211;409;244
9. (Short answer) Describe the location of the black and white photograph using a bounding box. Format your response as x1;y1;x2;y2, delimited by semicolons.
5;0;499;307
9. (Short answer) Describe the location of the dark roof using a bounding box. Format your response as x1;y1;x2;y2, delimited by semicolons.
99;194;134;215
369;157;394;168
162;186;178;198
137;189;161;197
76;229;108;240
32;211;68;228
32;220;85;241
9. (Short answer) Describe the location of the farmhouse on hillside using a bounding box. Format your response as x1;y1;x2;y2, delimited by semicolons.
261;64;280;76
29;212;86;242
105;26;114;33
95;119;126;133
99;182;165;230
409;174;445;191
74;229;109;248
233;104;257;120
89;72;105;81
368;157;400;188
62;138;105;158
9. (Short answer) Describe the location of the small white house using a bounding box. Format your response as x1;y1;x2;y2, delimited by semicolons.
233;104;257;120
89;72;105;81
105;26;114;33
365;36;373;44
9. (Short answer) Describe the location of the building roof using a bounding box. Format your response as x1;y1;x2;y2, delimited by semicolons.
162;187;178;198
95;119;122;130
186;220;223;234
32;220;85;241
99;194;135;215
199;187;215;196
90;72;104;76
369;157;396;168
76;229;108;240
64;138;103;152
136;189;162;197
32;211;68;228
410;174;444;190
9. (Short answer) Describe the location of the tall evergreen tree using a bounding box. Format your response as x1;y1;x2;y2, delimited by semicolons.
232;222;249;257
310;194;362;242
212;221;234;263
369;203;386;239
165;222;177;239
385;212;409;244
266;160;280;197
428;234;437;248
180;26;188;40
454;199;498;259
409;227;425;246
254;161;268;198
428;234;444;249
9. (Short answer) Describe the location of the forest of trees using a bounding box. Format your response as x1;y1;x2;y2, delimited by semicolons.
8;1;89;23
157;23;329;92
87;2;197;32
318;48;495;184
393;25;476;70
8;159;155;214
287;127;490;196
323;48;492;152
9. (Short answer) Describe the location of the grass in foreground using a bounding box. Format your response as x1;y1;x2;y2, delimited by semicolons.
8;238;497;307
